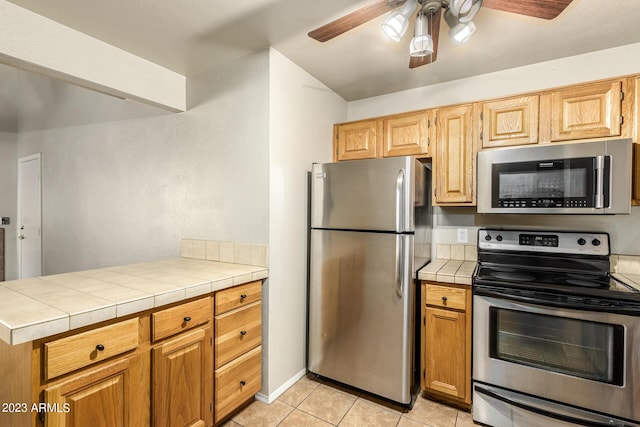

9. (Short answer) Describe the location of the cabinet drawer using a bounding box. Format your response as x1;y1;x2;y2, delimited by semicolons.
215;346;261;424
152;296;211;342
425;284;466;310
215;302;261;369
215;281;261;315
45;318;139;380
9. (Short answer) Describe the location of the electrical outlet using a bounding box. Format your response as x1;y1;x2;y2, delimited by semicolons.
457;228;468;244
1;217;9;225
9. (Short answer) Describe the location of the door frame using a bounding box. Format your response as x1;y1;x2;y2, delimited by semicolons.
17;153;42;279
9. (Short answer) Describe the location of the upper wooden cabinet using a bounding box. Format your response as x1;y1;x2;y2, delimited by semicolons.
382;110;432;157
433;104;476;205
481;95;539;148
549;80;623;142
334;119;378;161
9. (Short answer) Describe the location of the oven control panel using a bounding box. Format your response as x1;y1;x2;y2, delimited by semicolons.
478;229;610;256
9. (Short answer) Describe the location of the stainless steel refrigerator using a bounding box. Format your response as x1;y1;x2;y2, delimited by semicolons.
308;156;432;405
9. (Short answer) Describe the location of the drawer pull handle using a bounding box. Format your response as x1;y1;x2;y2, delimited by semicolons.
184;316;191;322
240;380;246;386
96;344;105;351
240;330;247;336
442;296;448;302
240;293;247;300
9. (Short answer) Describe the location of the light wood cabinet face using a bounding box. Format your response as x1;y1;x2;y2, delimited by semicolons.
425;306;466;400
335;120;378;161
632;77;640;205
215;346;261;424
434;104;476;205
152;327;213;427
550;81;622;141
382;111;431;157
482;96;539;148
44;357;136;427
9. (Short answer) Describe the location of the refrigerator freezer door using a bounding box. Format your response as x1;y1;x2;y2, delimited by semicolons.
308;229;415;404
311;157;420;232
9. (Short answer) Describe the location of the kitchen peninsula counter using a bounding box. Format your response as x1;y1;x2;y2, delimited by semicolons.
0;257;268;345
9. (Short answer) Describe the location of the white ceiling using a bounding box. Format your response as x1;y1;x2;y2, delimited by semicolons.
5;0;640;102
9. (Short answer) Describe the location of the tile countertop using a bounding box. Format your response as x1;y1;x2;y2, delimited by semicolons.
418;259;477;285
0;258;268;346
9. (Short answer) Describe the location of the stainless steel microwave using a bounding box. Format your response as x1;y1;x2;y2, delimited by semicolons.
477;139;632;214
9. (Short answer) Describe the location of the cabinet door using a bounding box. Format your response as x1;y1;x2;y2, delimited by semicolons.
152;327;213;427
44;355;146;427
424;306;466;400
482;96;539;148
550;80;622;141
434;104;476;205
382;111;431;157
334;120;378;161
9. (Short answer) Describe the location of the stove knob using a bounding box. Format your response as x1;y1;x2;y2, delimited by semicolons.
592;238;601;246
577;238;586;246
496;235;503;242
484;235;492;241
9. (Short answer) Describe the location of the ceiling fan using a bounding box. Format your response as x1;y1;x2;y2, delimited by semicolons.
308;0;574;69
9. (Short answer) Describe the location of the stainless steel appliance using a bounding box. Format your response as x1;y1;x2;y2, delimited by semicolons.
477;139;632;214
308;156;431;405
473;229;640;427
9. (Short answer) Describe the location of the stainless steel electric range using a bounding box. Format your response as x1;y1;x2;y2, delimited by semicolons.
472;229;640;427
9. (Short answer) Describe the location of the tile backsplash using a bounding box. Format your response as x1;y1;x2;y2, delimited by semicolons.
611;254;640;275
180;239;268;268
435;243;477;261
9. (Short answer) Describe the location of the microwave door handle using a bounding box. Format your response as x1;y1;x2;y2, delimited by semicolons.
594;155;605;209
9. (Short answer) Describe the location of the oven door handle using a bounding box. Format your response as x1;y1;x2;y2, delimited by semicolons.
474;385;623;427
474;286;640;315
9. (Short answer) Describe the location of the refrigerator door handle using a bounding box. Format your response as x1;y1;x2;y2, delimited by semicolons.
395;168;406;232
395;235;404;297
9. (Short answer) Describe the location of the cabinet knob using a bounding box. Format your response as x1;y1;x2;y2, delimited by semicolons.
183;316;191;322
240;330;247;336
442;296;448;303
240;293;247;300
96;344;105;351
240;380;246;386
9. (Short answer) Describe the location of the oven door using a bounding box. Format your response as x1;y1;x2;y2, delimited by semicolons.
473;290;640;423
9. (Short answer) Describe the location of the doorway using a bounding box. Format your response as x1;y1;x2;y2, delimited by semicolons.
17;153;42;278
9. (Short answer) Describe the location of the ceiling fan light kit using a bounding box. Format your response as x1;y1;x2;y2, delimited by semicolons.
308;0;574;68
381;0;418;41
409;12;434;57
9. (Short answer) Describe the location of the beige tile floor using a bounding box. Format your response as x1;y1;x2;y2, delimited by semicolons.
222;376;479;427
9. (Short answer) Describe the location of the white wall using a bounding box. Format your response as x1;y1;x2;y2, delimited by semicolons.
348;43;640;120
347;43;640;255
266;48;347;398
16;51;270;275
0;131;17;279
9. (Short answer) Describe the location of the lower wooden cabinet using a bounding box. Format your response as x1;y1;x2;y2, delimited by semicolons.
213;282;263;424
152;327;213;427
0;282;264;427
44;353;148;427
421;281;472;408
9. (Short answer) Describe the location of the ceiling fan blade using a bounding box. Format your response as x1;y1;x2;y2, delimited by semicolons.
308;0;397;42
409;9;441;69
482;0;574;20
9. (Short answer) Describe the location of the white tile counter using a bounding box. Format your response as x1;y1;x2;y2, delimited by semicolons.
418;259;477;285
0;257;268;345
